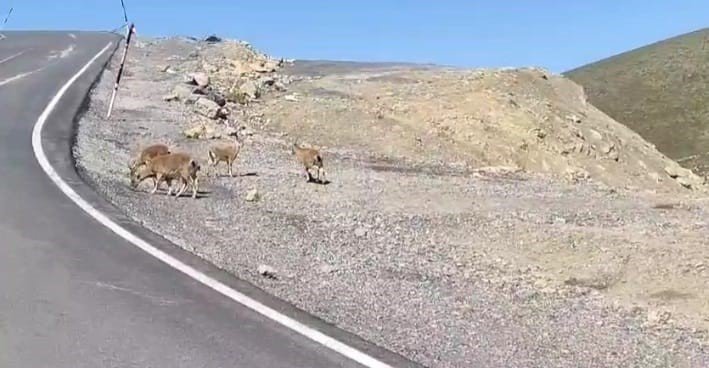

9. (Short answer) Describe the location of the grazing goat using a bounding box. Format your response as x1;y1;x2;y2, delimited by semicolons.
130;152;201;199
291;140;326;183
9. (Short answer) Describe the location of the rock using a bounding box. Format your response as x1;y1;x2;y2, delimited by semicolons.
647;309;671;326
204;34;222;43
664;165;705;189
163;84;192;102
216;106;231;120
258;76;276;88
245;189;260;202
284;94;298;102
208;91;227;107
183;124;205;139
257;264;277;279
183;122;219;139
188;72;210;88
239;80;260;99
194;97;220;119
318;264;338;274
553;217;567;225
251;59;278;73
274;81;287;92
160;65;176;74
162;93;179;102
566;114;582;124
665;165;693;178
353;227;368;238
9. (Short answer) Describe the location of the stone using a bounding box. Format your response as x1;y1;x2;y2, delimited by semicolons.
258;76;276;88
284;94;298;102
194;97;220;119
216;106;231;120
183;124;205;139
163;85;192;102
188;72;210;88
239;80;260;99
204;34;222;43
245;189;260;202
208;91;227;107
318;264;338;274
647;309;671;325
353;227;368;238
274;81;287;92
257;265;277;279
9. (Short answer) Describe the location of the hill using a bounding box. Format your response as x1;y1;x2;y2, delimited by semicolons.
73;36;709;368
565;28;709;175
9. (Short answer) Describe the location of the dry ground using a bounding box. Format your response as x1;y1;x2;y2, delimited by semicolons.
74;36;709;368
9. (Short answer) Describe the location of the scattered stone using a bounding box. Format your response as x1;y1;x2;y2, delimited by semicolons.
162;93;179;102
183;124;205;139
160;65;176;73
354;227;368;238
216;106;231;120
566;114;583;124
188;72;210;88
204;34;222;43
553;217;567;225
647;309;672;326
239;80;261;99
274;81;287;92
318;264;338;274
245;189;260;202
284;94;298;102
257;264;277;279
208;91;227;107
194;97;220;119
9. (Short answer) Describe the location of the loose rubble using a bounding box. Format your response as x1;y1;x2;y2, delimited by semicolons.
73;36;709;368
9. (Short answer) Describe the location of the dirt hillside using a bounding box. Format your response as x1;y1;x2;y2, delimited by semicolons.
73;36;709;368
566;28;709;177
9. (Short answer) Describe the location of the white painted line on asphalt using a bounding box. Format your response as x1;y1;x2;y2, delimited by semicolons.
0;50;26;64
31;41;394;368
0;66;45;87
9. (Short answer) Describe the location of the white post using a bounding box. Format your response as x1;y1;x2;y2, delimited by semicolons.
106;23;135;119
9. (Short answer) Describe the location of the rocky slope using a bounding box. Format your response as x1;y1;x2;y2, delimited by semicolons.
566;28;709;177
74;35;709;368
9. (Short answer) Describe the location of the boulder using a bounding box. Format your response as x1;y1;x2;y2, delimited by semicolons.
188;72;210;88
194;97;220;119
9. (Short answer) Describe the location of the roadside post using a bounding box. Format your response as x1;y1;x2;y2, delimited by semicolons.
106;22;136;119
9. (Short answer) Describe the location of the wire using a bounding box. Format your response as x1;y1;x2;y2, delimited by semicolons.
2;7;12;28
120;0;128;23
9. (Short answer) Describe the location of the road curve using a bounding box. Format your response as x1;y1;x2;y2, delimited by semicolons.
0;31;412;368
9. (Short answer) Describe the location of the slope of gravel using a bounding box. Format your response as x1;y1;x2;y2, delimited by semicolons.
73;38;709;368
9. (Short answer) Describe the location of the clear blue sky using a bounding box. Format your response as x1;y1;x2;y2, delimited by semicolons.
5;1;708;72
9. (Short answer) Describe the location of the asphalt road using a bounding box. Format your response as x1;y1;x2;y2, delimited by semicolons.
0;31;397;368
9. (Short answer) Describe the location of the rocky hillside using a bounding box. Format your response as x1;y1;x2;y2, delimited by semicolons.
155;36;705;192
566;28;709;177
73;35;709;368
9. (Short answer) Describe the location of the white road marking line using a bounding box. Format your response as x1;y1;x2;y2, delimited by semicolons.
0;66;45;87
0;50;26;64
31;41;394;368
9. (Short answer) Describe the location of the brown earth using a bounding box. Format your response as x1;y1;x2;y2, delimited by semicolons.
73;36;709;367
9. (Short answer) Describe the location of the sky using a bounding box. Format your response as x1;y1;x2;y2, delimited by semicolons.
3;1;708;72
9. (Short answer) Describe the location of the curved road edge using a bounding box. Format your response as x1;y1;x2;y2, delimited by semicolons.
33;33;425;368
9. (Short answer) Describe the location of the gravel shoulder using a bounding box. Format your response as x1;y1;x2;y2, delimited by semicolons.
74;37;709;368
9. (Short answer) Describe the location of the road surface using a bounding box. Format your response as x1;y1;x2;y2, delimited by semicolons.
0;31;409;368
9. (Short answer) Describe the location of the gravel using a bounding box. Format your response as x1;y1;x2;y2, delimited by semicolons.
73;37;709;368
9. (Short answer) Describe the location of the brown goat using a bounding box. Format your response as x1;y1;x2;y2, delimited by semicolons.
130;152;201;199
128;143;171;188
207;129;244;177
291;141;326;183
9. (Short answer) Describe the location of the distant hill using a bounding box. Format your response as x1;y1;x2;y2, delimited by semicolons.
565;28;709;175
